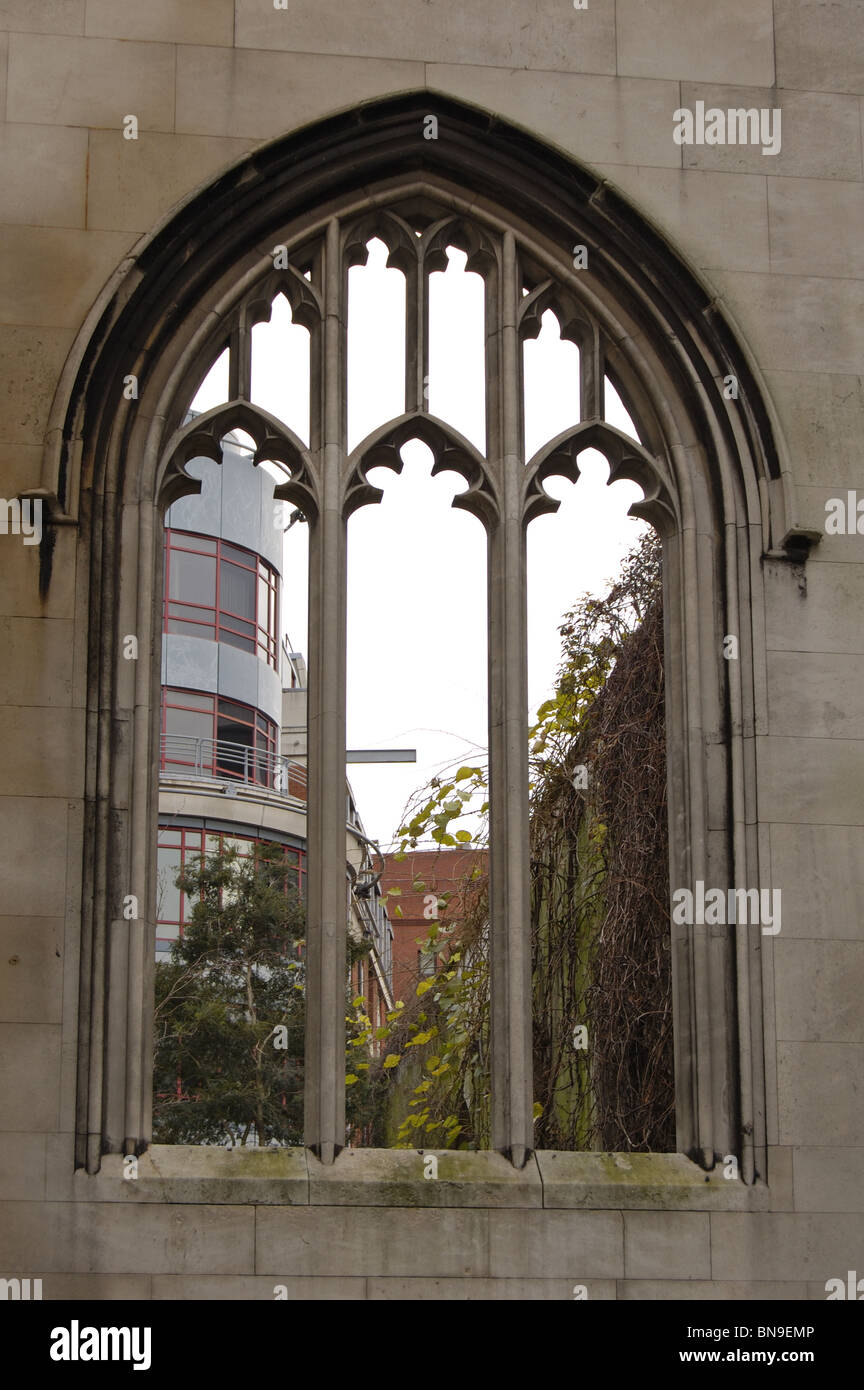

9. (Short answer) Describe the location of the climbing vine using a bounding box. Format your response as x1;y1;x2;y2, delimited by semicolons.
368;530;674;1152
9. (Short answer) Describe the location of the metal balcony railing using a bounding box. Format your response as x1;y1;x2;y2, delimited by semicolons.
160;733;307;800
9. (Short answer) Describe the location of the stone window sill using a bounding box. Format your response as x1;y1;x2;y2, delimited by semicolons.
73;1148;774;1210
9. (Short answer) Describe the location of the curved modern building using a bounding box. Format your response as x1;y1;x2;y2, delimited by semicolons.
156;435;394;1033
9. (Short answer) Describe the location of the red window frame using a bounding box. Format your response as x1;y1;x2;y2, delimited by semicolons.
160;688;279;788
163;528;280;669
156;826;306;950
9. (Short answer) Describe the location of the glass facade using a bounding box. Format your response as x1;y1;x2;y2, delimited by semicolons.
160;687;279;786
163;528;279;668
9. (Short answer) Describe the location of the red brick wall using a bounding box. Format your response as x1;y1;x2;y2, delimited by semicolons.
380;848;487;1003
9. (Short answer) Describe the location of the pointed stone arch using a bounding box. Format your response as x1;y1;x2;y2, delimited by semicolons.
43;93;808;1177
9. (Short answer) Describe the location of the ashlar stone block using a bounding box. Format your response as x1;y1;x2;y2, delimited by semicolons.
175;47;424;140
6;33;175;130
617;0;775;86
775;0;864;95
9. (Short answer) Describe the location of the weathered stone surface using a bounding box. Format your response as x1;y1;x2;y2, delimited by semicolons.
0;1133;47;1200
758;735;864;826
133;1145;310;1206
680;83;861;180
711;1212;864;1282
768;178;864;279
793;1148;864;1213
0;125;86;229
617;0;775;85
367;1277;617;1299
427;66;682;169
0;326;77;448
87;131;259;234
308;1146;542;1207
0;706;83;798
153;1274;365;1299
0;2;84;35
0;1199;256;1274
536;1151;769;1210
624;1211;711;1279
175;47;424;140
708;271;864;376
618;1279;810;1299
85;0;235;46
594;166;770;273
0;917;63;1024
0;1026;61;1131
6;33;175;130
775;940;864;1041
770;824;864;941
763;374;864;493
235;0;617;73
41;1275;152;1299
778;1043;864;1145
256;1206;489;1278
0;799;69;917
767;652;864;739
775;0;864;95
0;228;137;330
488;1209;623;1278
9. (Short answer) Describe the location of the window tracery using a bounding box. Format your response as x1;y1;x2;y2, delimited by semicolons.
48;97;796;1178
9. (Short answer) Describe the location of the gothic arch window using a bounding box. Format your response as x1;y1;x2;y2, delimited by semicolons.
42;95;810;1177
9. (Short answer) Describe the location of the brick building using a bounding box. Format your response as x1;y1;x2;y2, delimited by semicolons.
381;848;487;1003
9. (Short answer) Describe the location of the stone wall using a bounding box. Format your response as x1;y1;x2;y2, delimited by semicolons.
1;1;862;1299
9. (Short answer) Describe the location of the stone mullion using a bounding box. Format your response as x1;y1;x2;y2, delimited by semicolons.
228;309;253;401
488;230;534;1165
580;322;605;422
405;258;424;414
304;218;348;1162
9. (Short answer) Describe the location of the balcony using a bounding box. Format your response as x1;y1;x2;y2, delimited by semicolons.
160;733;307;801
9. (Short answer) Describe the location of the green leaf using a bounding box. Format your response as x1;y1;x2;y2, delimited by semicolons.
345;1074;359;1086
416;979;434;996
455;829;472;843
382;1053;401;1069
431;829;456;846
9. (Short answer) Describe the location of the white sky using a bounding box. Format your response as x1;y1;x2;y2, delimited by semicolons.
192;240;646;846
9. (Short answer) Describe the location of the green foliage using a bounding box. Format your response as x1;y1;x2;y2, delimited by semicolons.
153;842;378;1147
375;530;673;1153
530;529;674;1150
152;843;306;1146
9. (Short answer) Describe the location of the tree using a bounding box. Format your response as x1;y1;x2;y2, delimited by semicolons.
153;842;308;1145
